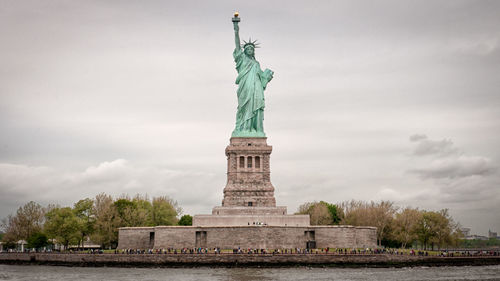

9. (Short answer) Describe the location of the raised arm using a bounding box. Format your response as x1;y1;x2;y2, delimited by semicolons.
232;13;241;50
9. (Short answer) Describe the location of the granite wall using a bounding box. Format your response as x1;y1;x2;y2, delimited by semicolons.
192;214;310;227
118;225;377;250
118;227;154;249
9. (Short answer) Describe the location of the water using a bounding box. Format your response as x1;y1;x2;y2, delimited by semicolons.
0;264;500;281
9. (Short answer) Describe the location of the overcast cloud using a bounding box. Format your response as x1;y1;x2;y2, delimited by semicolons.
1;0;499;235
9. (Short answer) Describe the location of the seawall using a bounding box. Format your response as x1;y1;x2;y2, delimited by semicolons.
1;253;500;268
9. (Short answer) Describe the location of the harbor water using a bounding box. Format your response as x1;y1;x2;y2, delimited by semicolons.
1;264;500;281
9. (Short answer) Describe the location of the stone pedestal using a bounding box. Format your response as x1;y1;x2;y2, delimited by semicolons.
193;137;310;227
222;137;276;207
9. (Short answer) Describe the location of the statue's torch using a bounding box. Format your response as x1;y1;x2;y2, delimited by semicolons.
232;11;240;23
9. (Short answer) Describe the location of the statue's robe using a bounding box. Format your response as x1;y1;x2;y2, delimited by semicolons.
233;47;272;136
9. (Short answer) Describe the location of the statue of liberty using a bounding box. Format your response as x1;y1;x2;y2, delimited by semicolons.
231;12;274;137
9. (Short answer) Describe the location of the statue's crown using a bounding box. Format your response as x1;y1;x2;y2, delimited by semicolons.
242;38;260;49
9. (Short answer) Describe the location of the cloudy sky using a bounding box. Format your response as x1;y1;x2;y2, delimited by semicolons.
1;0;499;235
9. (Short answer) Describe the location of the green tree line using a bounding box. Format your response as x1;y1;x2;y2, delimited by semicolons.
296;200;464;249
1;193;190;250
460;238;500;248
1;196;473;250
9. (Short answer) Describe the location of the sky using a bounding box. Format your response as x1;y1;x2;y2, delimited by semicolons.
1;0;499;236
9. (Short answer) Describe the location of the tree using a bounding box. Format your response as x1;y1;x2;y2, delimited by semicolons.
27;232;50;249
113;195;180;227
151;196;180;226
310;203;332;225
91;193;120;248
113;195;152;227
44;207;80;249
432;209;460;249
323;201;342;224
415;210;457;250
340;200;396;246
1;201;45;244
1;215;19;245
393;207;422;248
91;193;181;248
16;201;45;239
416;211;435;249
2;239;16;250
297;202;315;214
339;200;372;227
296;201;341;225
73;198;95;249
178;215;193;226
132;195;153;226
371;201;397;247
113;198;138;227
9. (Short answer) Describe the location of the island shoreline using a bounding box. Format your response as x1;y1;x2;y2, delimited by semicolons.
1;253;499;268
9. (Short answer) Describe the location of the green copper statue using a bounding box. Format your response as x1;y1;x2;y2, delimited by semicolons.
231;12;274;138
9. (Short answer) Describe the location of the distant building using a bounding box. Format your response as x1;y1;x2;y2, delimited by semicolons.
460;227;471;237
16;240;27;252
459;228;498;240
67;238;101;250
466;235;489;240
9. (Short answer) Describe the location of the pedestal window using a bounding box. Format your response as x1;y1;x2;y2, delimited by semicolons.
239;156;245;168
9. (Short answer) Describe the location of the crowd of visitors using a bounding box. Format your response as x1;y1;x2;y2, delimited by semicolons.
3;247;499;257
109;247;500;257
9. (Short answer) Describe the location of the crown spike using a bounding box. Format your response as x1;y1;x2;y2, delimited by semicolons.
242;37;261;49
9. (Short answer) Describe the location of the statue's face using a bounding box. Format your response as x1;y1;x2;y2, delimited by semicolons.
244;46;254;56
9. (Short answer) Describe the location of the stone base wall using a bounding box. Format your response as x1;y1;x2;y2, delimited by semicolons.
117;227;154;249
193;214;310;227
118;225;377;250
314;226;376;249
212;206;287;215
